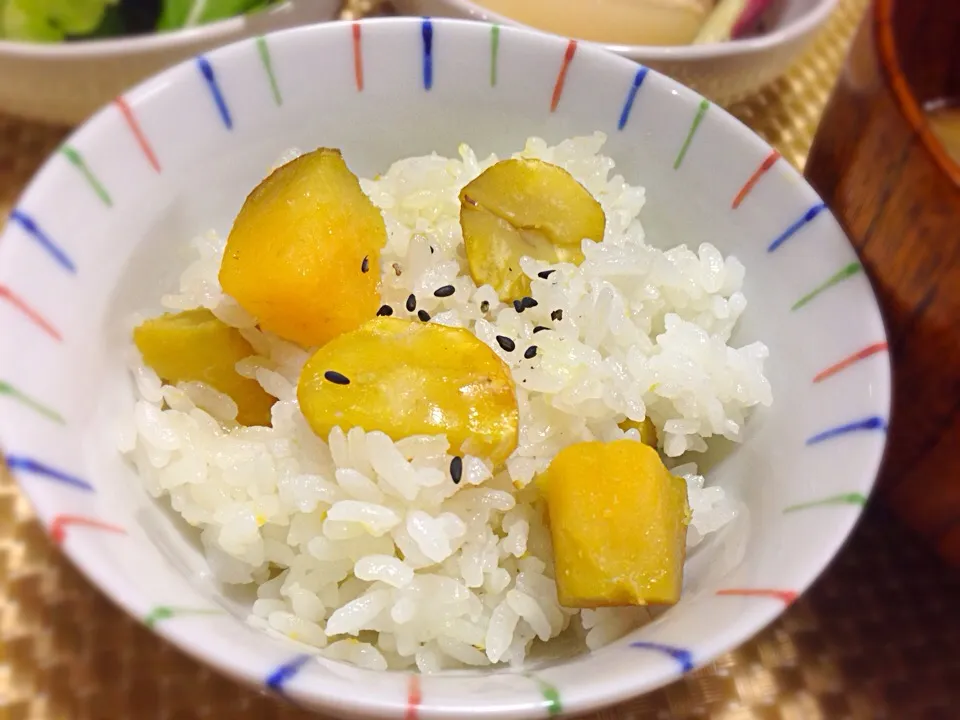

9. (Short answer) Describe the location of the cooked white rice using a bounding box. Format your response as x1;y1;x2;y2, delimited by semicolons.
122;133;771;671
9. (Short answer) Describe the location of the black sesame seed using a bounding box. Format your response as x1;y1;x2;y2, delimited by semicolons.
537;269;555;279
418;309;431;322
406;294;417;312
434;285;455;298
480;301;490;313
521;296;538;309
533;325;549;334
450;455;463;484
513;299;524;313
551;309;563;321
430;246;435;254
524;345;538;359
495;335;516;352
376;304;394;317
361;255;370;273
324;371;350;385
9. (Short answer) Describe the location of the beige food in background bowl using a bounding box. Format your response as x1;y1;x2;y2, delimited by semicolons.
394;0;840;104
0;1;340;126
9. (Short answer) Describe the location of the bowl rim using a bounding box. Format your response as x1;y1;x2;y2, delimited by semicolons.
0;0;294;57
874;0;960;187
0;14;891;718
413;0;842;60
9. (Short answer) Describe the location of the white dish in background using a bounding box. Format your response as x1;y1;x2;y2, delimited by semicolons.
393;0;841;105
0;16;889;719
0;0;339;126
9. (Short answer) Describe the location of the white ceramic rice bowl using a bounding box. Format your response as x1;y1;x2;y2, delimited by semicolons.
0;17;889;719
0;0;340;125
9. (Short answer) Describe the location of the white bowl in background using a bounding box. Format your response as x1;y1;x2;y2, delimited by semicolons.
393;0;840;104
0;0;340;126
0;16;889;718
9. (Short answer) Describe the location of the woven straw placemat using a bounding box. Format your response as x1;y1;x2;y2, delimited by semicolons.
2;1;960;718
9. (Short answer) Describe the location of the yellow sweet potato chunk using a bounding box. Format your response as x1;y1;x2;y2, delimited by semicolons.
619;417;658;446
133;308;274;426
538;439;690;608
297;317;518;463
460;158;605;301
219;148;386;348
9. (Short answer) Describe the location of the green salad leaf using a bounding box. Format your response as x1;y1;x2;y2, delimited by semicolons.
1;1;61;41
157;0;274;31
1;0;119;41
85;2;124;38
0;0;277;40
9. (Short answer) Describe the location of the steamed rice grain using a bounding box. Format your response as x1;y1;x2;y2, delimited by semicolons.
123;133;770;670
